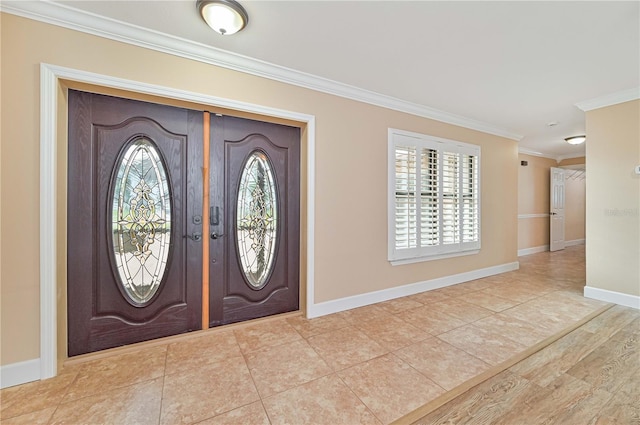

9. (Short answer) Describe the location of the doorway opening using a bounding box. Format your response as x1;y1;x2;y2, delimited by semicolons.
67;91;301;355
39;64;314;376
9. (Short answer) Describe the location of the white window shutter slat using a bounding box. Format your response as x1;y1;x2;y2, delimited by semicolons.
394;146;417;249
420;148;439;247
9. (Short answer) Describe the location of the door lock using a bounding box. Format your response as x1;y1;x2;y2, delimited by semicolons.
211;232;225;240
210;206;220;226
184;233;202;242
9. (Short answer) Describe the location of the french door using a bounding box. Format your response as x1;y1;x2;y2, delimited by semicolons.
67;91;300;356
209;115;300;326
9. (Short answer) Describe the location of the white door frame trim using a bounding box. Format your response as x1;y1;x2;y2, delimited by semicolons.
39;63;316;379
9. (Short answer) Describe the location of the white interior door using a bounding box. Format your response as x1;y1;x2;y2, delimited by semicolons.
550;167;565;251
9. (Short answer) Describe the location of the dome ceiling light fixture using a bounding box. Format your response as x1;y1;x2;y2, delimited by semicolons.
197;0;248;35
565;135;587;145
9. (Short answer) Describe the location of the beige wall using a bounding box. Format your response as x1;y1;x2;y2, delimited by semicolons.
558;157;586;167
585;100;640;297
564;172;586;242
0;14;518;366
517;154;557;250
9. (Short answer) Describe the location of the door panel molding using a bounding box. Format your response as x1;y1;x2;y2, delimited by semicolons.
38;64;316;382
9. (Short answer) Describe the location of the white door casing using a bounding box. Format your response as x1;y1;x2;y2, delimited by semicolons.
550;167;565;252
38;63;316;381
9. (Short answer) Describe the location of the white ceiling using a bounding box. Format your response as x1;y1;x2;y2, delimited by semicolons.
17;1;640;159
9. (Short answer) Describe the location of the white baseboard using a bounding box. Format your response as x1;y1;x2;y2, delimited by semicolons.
584;286;640;310
307;261;520;318
518;245;549;257
565;239;585;247
0;358;40;389
518;241;584;256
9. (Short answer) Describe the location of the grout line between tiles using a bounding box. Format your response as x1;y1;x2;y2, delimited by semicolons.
388;351;448;394
259;398;274;425
156;373;166;425
242;345;266;400
333;371;385;425
156;346;169;425
195;400;262;425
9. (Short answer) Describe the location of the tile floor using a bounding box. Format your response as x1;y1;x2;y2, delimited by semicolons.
0;246;612;425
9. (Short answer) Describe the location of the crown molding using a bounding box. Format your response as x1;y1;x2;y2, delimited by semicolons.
575;87;640;111
0;1;522;141
556;153;586;163
518;148;558;161
518;147;587;163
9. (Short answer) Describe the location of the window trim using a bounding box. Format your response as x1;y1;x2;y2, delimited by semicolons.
388;128;481;265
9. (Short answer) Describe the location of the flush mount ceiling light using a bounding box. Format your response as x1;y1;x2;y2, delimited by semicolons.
197;0;248;35
565;135;587;145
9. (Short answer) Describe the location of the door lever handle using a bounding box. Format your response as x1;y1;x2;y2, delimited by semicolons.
211;232;225;240
184;233;202;242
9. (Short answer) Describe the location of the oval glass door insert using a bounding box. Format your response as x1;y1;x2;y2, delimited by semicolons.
112;137;171;305
237;151;278;288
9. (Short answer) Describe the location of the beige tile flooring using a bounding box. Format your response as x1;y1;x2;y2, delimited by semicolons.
0;246;612;425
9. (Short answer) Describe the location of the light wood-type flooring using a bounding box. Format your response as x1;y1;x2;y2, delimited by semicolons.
403;303;640;424
1;246;637;425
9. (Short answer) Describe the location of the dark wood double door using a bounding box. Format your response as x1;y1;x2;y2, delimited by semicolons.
68;91;300;356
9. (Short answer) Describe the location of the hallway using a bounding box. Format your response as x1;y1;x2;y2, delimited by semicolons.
0;246;626;425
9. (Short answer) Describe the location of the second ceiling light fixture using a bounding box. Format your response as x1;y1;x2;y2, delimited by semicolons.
197;0;249;35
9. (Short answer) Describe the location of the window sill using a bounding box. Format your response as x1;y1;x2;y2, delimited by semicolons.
389;249;480;266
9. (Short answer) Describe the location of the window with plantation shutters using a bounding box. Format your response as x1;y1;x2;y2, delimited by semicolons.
388;129;480;264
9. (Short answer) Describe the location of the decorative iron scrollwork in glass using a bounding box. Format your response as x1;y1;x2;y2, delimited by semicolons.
111;137;171;305
237;151;278;288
